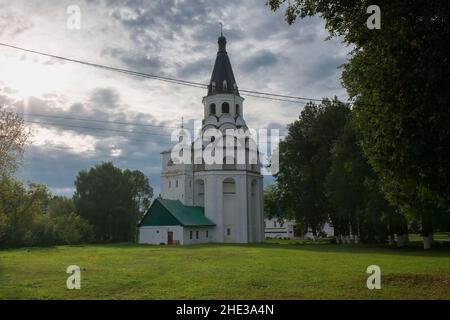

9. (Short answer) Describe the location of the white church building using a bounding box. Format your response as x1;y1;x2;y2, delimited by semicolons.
138;33;264;245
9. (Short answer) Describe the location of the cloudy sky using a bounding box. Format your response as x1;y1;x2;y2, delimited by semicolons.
0;0;350;197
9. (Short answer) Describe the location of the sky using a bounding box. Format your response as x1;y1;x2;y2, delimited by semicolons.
0;0;350;197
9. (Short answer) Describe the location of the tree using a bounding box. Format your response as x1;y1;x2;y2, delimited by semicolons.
48;196;75;218
53;212;94;244
264;184;286;219
0;178;50;247
0;107;31;178
325;118;404;243
73;162;152;242
267;0;450;247
277;99;350;235
124;169;153;219
47;196;94;244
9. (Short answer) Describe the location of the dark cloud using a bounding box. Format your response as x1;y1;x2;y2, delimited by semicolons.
303;55;346;85
89;87;121;109
176;57;212;79
102;47;165;75
3;87;178;196
241;50;278;72
18;143;163;197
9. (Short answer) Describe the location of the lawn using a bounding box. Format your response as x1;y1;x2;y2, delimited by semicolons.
0;242;449;299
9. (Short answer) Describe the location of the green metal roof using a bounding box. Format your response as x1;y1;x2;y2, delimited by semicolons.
138;198;215;227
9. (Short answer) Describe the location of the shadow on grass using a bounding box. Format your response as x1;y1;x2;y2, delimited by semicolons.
154;242;450;258
2;241;449;259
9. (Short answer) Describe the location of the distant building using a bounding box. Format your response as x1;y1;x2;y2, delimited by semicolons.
264;218;296;239
264;218;334;239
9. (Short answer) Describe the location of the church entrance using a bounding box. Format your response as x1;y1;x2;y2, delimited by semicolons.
167;231;173;244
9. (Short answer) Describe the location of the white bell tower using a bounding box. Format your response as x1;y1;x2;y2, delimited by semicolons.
193;31;264;243
160;30;264;243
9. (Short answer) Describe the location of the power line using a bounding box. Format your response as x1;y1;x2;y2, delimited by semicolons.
243;93;311;104
0;42;334;104
24;118;287;137
17;112;183;129
24;119;174;137
17;111;288;132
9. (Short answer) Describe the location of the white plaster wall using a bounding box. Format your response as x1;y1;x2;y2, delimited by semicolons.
138;226;184;245
183;227;214;244
193;170;262;244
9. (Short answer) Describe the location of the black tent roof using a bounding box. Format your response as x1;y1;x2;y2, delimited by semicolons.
207;34;239;96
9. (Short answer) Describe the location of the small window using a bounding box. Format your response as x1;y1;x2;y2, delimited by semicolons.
223;80;227;90
206;230;209;238
156;230;159;234
196;231;199;239
210;103;216;115
274;221;277;228
176;180;178;188
222;102;230;113
211;81;216;91
190;231;193;239
227;228;231;236
169;180;171;188
235;104;240;115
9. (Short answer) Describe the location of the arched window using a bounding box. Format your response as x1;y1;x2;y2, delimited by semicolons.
223;80;227;90
211;81;216;91
169;180;171;188
235;104;240;115
210;103;216;115
222;102;230;113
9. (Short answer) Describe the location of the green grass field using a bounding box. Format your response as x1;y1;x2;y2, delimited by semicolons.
0;242;449;299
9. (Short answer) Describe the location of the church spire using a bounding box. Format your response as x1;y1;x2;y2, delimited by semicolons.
208;25;239;96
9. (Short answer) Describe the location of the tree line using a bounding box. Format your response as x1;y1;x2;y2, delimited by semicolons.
0;161;153;248
265;0;450;248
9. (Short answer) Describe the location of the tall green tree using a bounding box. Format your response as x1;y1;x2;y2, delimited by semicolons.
325;118;404;243
268;0;450;246
277;99;350;235
73;162;152;242
124;169;153;219
264;184;287;220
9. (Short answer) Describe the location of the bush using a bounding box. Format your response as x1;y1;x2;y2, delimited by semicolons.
54;213;94;244
24;214;57;246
